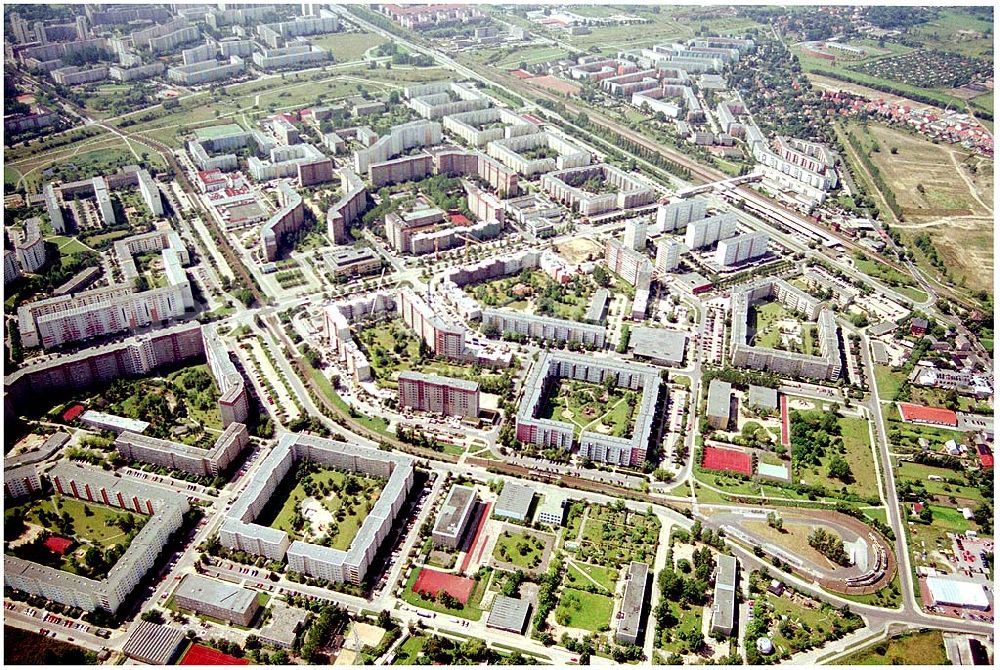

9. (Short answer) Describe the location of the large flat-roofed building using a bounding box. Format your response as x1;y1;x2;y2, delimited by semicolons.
405;80;490;120
493;481;534;523
516;352;661;466
629;326;686;366
116;422;249;477
168;55;245;84
4;463;188;613
706;379;732;430
432;484;478;548
219;433;414;584
481;308;606;348
260;181;306;261
615;561;650;645
80;410;149;435
398;372;480;418
536;494;568;527
4;463;41;499
654;198;708;234
730;278;842;381
173;574;261;626
353;120;442;175
323;246;381;279
258;602;310;649
443;106;537;147
121;621;186;665
925;576;991;610
486;595;531;633
710;554;738;635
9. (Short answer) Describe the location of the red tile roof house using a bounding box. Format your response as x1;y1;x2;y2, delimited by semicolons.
910;318;929;337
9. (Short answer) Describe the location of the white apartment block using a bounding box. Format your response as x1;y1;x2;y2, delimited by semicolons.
219;433;414;584
353;120;442;175
654;198;707;234
442;107;538;147
714;231;768;267
684;212;738;249
486;132;591;177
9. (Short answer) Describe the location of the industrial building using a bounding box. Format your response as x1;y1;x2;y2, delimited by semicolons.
493;481;534;523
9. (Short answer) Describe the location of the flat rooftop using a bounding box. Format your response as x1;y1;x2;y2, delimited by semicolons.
495;480;533;521
194;123;246;140
174;574;258;615
487;594;531;632
630;326;686;364
433;484;477;540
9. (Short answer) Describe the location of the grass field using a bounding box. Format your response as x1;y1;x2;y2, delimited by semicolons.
492;530;547;570
564;560;618;595
6;140;163;194
255;465;385;551
554;587;614;632
311;32;388;61
465;269;596;321
896;462;983;503
843;122;993;295
392;634;428;665
834;629;947;665
656;600;703;654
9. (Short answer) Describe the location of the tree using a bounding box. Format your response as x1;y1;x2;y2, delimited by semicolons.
827;455;853;483
592;264;610;287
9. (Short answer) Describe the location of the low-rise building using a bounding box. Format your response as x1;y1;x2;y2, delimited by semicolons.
173;574;261;626
494;481;534;523
615;561;650;645
486;595;531;633
431;484;478;548
710;554;738;635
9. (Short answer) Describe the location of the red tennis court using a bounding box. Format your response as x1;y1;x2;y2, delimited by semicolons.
62;404;84;422
702;446;752;476
43;536;74;556
412;568;475;604
180;644;249;665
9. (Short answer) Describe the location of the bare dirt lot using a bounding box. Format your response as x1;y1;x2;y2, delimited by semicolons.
556;237;604;264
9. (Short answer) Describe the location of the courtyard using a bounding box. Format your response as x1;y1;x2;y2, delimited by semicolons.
537;379;641;440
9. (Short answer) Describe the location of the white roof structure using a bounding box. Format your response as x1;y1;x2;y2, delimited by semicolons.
925;576;990;609
757;462;788;479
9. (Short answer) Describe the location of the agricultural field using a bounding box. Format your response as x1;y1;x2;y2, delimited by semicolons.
255;464;385;551
537;379;641;439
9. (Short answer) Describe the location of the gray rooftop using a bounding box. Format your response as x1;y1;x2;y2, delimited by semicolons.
486;594;531;633
584;288;610;324
494;481;534;521
712;553;737;632
174;574;258;615
630;326;686;365
6;431;70;468
122;621;186;665
324;246;379;269
747;385;778;411
707;379;732;420
258;601;309;646
433;484;477;541
617;561;650;641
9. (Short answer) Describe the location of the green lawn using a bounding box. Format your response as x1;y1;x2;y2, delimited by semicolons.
834;629;947;665
564;560;618;595
874;365;905;399
312;32;387;61
392;634;428;665
575;505;659;568
401;567;492;621
554;588;614;632
537;379;639;439
656;600;703;654
896;462;983;503
492;530;547;570
928;504;972;533
46;236;91;256
255;465;385;551
750;300;804;349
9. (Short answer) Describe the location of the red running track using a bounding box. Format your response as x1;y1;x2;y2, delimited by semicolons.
459;502;492;574
780;394;790;447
